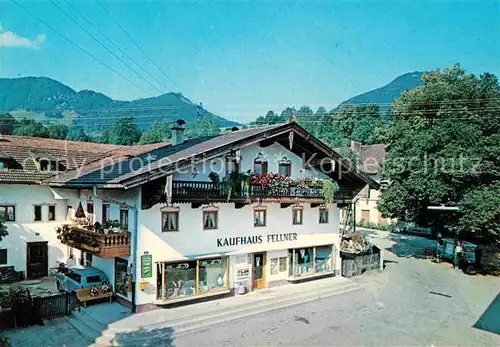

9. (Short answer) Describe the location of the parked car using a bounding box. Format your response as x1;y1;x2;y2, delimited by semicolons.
55;266;109;293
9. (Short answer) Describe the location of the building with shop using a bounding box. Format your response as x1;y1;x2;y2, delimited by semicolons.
0;122;377;311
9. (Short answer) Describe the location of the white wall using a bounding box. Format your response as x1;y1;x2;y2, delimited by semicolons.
0;184;78;274
173;141;330;182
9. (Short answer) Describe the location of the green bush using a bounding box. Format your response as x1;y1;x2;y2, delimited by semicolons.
357;219;389;231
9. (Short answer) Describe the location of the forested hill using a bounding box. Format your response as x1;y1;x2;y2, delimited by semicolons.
335;71;424;111
0;77;240;132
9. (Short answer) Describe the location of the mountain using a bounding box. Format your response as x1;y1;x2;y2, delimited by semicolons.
335;71;424;111
0;77;240;133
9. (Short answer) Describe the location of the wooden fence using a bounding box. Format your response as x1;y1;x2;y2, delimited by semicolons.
341;246;381;278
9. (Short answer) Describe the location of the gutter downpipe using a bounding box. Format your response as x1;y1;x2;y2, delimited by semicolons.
93;186;138;313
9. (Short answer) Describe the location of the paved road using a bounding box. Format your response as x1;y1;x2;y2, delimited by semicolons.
5;231;500;346
174;231;500;346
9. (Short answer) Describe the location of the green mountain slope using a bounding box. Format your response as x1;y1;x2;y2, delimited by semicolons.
335;71;424;111
0;77;240;132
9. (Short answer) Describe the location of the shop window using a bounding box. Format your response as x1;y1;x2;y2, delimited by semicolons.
319;208;329;224
48;205;56;221
0;249;7;265
253;209;266;227
115;258;129;297
198;258;227;294
292;208;303;225
102;203;110;224
0;205;15;222
164;261;197;299
34;205;42;222
158;258;228;301
295;248;314;277
288;245;334;278
279;257;287;272
203;211;218;230
120;209;129;229
162;211;179;232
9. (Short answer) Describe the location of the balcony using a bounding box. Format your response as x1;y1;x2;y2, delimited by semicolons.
57;224;131;258
172;180;354;203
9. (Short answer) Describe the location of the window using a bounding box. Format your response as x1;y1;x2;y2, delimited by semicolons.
361;209;370;222
34;205;42;222
203;211;218;230
38;159;65;172
226;159;239;175
39;159;51;172
288;245;334;278
253;154;268;175
0;161;6;169
315;246;333;273
87;202;94;223
162;211;179;232
65;270;82;283
120;209;129;229
254;209;266;227
0;249;7;265
0;205;15;222
102;203;110;224
48;205;56;221
292;208;303;225
278;163;291;177
319;208;329;224
86;275;102;284
158;257;228;300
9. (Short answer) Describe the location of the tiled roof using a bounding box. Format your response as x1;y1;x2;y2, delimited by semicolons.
335;143;387;175
0;169;53;184
50;124;286;186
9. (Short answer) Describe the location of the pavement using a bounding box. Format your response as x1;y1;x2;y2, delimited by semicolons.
4;229;500;346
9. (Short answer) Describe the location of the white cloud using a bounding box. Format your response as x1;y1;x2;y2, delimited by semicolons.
0;25;46;49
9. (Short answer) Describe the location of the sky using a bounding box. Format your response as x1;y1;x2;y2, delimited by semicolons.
0;0;499;123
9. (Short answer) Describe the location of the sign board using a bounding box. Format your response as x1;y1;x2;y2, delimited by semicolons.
141;254;153;278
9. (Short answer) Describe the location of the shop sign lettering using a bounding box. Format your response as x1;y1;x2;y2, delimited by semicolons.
216;233;297;248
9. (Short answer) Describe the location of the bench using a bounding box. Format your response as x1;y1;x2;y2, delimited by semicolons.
76;287;114;308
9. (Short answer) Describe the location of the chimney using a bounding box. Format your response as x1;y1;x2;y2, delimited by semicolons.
350;141;362;153
171;119;186;146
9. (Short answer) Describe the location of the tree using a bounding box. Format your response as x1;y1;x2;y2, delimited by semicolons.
13;119;50;138
0;113;16;135
296;105;313;117
67;126;91;142
314;106;328;117
185;117;220;139
47;124;69;140
100;117;142;145
139;121;172;144
377;64;500;243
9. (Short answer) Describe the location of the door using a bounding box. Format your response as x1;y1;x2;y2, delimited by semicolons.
252;252;266;290
27;242;48;279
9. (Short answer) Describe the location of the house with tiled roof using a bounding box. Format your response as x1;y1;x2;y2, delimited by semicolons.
337;141;390;227
0;122;377;312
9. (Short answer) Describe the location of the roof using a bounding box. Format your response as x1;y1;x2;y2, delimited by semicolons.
0;135;170;184
335;143;387;175
68;266;107;276
0;123;379;191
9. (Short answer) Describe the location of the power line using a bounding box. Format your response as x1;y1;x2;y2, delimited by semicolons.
11;0;154;97
49;0;163;96
95;0;184;93
62;0;172;93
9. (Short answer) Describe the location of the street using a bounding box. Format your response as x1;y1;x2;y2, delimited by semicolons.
172;230;500;346
5;230;500;346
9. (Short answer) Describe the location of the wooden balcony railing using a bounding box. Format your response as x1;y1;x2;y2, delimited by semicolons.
171;180;354;202
57;225;131;258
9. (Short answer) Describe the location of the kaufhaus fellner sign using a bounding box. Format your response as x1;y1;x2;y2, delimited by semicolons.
217;233;298;247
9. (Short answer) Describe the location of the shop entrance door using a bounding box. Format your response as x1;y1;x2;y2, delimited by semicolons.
26;242;48;279
252;252;266;290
